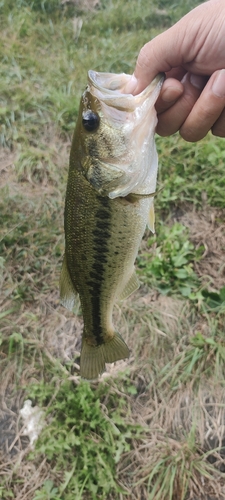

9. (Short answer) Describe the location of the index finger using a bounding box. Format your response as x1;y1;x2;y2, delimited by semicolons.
125;28;185;95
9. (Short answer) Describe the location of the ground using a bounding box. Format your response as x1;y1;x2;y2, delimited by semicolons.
0;0;225;499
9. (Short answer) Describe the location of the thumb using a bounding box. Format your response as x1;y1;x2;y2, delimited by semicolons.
125;26;185;95
124;0;215;95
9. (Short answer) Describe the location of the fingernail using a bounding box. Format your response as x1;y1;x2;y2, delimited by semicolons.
124;74;138;94
189;73;205;90
212;69;225;97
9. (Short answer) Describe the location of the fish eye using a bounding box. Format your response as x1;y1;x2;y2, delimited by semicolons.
82;110;100;132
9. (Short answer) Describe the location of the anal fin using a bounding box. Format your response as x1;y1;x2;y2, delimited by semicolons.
60;254;77;311
119;269;140;300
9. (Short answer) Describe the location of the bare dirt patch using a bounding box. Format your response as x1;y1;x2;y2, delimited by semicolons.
178;207;225;291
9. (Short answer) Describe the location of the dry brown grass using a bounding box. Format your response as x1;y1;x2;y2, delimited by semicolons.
1;138;225;499
1;0;224;497
60;0;100;12
1;159;225;498
179;208;225;291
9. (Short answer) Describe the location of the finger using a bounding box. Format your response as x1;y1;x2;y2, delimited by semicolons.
123;25;187;95
156;73;206;136
126;29;184;94
164;67;187;81
212;108;225;137
180;69;225;141
156;77;184;114
126;1;211;95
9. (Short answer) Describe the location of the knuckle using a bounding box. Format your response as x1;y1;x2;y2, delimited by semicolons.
136;44;152;71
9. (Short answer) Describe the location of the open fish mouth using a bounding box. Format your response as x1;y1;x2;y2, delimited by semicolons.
88;70;164;109
85;70;164;199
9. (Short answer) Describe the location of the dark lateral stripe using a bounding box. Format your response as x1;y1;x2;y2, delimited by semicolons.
92;228;111;239
88;196;111;345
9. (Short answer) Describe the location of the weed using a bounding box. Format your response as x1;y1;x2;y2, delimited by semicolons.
156;134;225;209
138;222;203;299
33;480;60;500
28;378;139;499
202;287;225;311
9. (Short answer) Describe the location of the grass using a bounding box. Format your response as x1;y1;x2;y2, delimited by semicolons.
1;0;225;498
138;222;204;299
156;134;225;209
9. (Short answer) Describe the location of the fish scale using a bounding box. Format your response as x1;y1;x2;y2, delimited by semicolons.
60;70;164;379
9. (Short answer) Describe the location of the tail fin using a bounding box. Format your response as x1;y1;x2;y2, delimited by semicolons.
80;333;130;380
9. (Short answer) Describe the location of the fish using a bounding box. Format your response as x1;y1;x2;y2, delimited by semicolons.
60;70;164;380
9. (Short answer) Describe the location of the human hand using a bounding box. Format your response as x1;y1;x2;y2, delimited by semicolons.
125;0;225;141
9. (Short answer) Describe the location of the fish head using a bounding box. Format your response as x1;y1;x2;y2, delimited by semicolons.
74;70;164;198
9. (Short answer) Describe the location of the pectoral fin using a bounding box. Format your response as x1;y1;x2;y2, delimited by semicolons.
148;203;155;233
125;193;155;232
122;191;156;204
119;269;140;300
60;255;77;311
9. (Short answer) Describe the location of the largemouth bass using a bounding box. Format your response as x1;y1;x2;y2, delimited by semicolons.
60;70;164;379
